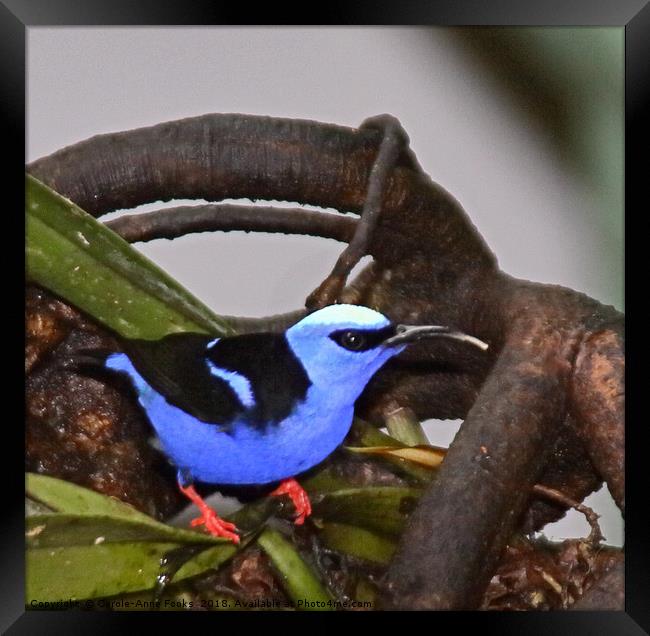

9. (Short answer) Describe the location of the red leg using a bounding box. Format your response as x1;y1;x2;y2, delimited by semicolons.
270;478;312;525
178;482;240;544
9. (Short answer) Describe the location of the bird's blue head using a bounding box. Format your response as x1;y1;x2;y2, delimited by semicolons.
285;304;487;405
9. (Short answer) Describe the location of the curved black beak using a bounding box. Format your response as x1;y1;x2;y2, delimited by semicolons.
384;325;488;351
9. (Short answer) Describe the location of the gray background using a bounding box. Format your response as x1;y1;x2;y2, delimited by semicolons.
27;27;623;545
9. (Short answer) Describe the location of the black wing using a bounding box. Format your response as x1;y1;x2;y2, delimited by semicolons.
122;332;246;426
207;333;312;429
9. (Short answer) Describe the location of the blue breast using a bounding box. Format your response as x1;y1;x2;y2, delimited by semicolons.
106;353;353;484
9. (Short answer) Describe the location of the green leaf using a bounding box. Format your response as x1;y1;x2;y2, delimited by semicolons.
384;407;429;446
319;523;396;565
348;418;403;447
26;174;234;339
26;514;230;549
312;487;421;537
344;420;436;483
27;542;177;602
26;473;154;522
26;541;235;602
25;473;234;548
300;462;366;495
344;445;446;469
25;474;238;602
227;496;283;532
257;529;333;610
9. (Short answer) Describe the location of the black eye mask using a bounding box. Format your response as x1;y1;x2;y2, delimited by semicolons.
329;325;397;352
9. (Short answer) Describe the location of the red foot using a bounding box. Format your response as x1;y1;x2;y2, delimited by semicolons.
270;478;312;525
178;482;240;544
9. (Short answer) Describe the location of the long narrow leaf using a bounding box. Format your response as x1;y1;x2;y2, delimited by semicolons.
312;487;421;537
349;418;403;447
26;514;230;549
26;473;154;522
26;174;234;339
319;523;396;565
26;541;235;603
344;445;446;469
345;420;437;483
384;407;429;446
25;475;237;602
257;529;333;610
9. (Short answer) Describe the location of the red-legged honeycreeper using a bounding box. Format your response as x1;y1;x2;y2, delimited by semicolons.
101;304;487;543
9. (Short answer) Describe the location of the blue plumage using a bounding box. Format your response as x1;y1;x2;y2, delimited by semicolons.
105;353;355;484
102;304;487;541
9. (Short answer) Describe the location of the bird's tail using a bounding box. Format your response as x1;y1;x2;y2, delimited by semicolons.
58;347;121;382
59;347;111;370
58;347;140;398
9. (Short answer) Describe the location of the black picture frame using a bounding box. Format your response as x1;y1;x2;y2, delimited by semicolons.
5;0;645;631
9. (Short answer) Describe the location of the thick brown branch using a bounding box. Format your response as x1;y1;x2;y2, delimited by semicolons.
105;204;357;244
381;322;576;609
520;416;602;533
27;113;496;274
570;328;625;512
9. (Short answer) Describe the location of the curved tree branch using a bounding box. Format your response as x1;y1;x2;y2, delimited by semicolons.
105;203;357;244
306;115;412;309
382;320;577;609
532;484;604;545
27;113;497;274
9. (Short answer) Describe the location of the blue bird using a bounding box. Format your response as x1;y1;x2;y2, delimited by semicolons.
100;304;487;543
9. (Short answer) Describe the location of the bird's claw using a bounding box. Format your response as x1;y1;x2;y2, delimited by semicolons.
270;478;312;525
178;482;240;543
191;509;240;544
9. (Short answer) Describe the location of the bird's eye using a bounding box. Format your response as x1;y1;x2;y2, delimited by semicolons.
334;330;367;351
